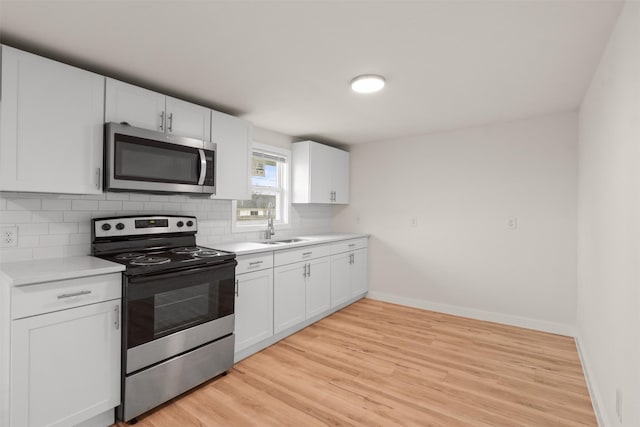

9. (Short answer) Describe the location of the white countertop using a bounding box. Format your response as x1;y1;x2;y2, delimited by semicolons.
0;256;125;287
214;233;369;256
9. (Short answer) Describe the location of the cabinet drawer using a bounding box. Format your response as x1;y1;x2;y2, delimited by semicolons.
12;273;122;319
274;244;331;267
236;252;273;274
330;238;368;255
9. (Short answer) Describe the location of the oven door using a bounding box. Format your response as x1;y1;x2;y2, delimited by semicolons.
124;261;235;373
105;122;216;195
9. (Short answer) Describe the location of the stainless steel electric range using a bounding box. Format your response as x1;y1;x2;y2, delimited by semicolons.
91;215;237;422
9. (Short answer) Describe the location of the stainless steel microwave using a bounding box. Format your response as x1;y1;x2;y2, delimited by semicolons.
104;122;216;195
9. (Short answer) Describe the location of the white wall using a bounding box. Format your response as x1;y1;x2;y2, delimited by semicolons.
333;112;578;334
576;2;640;426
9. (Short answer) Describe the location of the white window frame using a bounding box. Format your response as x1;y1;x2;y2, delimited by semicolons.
231;143;291;233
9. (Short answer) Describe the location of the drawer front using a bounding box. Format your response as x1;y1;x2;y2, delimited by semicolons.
236;252;274;274
274;244;331;266
330;238;368;255
12;273;122;319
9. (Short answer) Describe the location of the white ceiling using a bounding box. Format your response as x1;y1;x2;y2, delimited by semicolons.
0;1;623;145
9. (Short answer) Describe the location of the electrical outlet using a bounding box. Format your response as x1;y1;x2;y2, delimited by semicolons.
1;226;18;248
410;217;418;227
616;388;623;423
508;217;518;230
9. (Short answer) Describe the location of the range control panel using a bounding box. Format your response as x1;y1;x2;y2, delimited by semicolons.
93;215;197;239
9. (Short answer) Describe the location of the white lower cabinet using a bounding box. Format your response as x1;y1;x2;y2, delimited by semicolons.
305;257;331;319
235;268;274;352
234;237;368;361
330;239;369;308
273;262;307;334
11;299;121;427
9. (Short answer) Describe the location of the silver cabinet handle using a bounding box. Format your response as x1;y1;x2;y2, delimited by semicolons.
350;253;354;264
308;263;311;277
235;279;239;297
114;305;120;330
302;252;312;257
57;290;91;299
249;261;263;266
160;111;165;131
168;113;174;133
95;168;101;189
303;264;307;277
348;243;356;247
198;149;206;185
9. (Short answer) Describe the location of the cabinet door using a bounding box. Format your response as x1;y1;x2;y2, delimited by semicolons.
308;142;334;203
305;257;331;319
350;249;368;297
105;78;166;132
166;96;211;142
235;269;273;352
332;148;350;204
0;46;104;194
210;109;251;200
273;262;307;334
11;300;121;427
330;252;351;308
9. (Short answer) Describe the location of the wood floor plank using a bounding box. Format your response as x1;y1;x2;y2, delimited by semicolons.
115;299;596;427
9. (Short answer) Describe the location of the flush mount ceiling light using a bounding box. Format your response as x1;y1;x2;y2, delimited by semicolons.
350;74;385;94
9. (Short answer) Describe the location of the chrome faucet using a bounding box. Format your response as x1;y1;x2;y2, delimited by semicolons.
265;202;275;240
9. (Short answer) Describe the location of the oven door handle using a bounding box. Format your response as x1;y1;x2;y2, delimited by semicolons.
128;261;237;285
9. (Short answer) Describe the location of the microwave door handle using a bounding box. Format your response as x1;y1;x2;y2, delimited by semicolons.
198;149;206;185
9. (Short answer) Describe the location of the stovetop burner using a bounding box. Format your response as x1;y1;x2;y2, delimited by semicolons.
194;250;223;258
170;247;201;254
129;256;171;266
115;252;146;261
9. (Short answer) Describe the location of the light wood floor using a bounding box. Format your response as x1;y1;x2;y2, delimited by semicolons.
116;299;596;426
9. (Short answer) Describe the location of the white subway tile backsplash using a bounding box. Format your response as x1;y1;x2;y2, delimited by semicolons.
18;235;39;248
40;234;70;247
42;199;72;211
0;191;333;262
0;248;33;262
33;211;64;223
18;223;48;236
0;211;31;224
6;199;41;211
49;222;78;234
72;200;99;211
143;202;164;211
123;201;143;211
106;193;130;201
33;246;65;259
99;201;123;211
129;193;150;201
63;211;92;223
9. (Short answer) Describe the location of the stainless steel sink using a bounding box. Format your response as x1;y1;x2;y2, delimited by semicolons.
255;238;307;245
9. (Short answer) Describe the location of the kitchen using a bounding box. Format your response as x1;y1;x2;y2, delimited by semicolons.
0;1;638;426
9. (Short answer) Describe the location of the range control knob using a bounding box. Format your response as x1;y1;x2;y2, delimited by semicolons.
101;223;111;231
186;220;194;227
116;223;125;230
177;221;184;228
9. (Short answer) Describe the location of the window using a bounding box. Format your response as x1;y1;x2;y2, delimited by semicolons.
232;144;290;231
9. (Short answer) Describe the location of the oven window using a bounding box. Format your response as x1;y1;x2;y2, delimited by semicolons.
154;283;212;336
126;264;235;349
115;134;199;184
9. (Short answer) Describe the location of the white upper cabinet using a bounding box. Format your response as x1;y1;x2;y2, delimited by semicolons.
292;140;350;204
105;78;211;142
105;79;165;131
210;109;252;200
165;96;211;142
0;46;104;194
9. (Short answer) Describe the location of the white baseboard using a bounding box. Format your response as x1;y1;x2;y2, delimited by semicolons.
575;334;609;427
366;291;576;337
